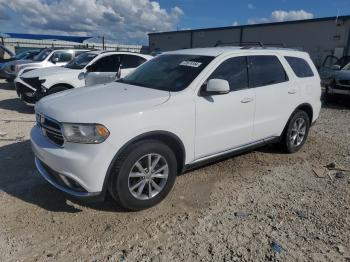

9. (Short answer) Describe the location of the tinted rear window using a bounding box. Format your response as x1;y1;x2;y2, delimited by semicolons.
248;56;288;88
285;56;314;78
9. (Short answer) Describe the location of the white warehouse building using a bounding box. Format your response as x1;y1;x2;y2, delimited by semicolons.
148;15;350;67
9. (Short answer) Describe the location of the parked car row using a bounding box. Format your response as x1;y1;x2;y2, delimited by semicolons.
29;46;321;210
14;50;152;103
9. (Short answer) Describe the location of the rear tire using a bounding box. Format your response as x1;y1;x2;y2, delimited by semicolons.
281;110;310;153
108;140;178;211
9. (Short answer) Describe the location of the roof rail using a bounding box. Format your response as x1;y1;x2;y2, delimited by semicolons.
214;41;286;49
214;41;264;48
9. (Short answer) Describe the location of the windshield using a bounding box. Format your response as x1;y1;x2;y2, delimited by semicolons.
14;50;40;60
65;53;97;69
33;49;52;61
15;51;30;60
119;54;214;91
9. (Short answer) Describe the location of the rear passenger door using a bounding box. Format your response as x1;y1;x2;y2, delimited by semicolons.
249;55;299;140
120;55;147;77
85;55;121;86
195;56;256;159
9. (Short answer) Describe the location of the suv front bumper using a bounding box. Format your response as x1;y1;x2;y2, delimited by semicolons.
31;125;116;199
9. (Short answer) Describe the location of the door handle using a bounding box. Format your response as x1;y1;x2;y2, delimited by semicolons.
240;97;254;103
288;89;297;94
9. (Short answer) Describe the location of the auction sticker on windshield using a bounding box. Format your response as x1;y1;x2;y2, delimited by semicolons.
180;61;202;67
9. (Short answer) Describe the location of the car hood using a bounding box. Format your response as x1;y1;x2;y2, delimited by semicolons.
22;66;71;78
36;82;170;123
334;70;350;80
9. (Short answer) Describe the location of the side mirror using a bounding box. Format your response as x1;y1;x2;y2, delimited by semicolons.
201;79;230;96
116;64;122;79
331;64;341;70
51;57;59;64
78;72;85;80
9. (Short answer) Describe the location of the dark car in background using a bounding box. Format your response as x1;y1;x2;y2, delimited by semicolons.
319;55;350;101
0;49;41;81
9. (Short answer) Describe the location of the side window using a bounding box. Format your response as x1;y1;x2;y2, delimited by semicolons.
51;51;73;62
248;56;288;88
207;56;248;91
121;55;147;69
285;56;314;78
93;55;121;72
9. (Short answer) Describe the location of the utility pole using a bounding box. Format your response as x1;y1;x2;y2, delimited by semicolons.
102;36;105;50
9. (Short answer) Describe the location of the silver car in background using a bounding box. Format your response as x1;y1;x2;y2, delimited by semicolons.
3;48;90;80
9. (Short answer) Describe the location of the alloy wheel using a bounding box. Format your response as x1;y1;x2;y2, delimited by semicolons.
290;118;306;147
128;153;169;200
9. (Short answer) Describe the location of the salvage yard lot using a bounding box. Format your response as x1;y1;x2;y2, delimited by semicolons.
0;79;349;261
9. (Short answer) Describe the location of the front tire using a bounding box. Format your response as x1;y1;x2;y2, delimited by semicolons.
108;140;178;211
282;110;310;153
47;85;69;95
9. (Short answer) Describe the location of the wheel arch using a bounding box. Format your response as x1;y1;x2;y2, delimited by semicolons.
281;103;314;137
49;83;75;90
101;130;186;197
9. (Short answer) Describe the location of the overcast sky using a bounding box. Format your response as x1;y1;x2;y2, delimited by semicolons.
0;0;349;44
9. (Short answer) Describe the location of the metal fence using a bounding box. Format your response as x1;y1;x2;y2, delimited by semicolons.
3;38;148;54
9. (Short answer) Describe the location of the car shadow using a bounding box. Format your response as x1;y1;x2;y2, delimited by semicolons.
0;140;127;213
181;143;283;176
0;98;35;114
322;95;350;110
0;80;14;91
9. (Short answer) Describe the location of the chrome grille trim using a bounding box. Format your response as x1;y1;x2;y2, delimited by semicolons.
36;113;64;147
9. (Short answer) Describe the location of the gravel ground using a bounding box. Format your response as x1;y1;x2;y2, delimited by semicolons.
0;79;349;261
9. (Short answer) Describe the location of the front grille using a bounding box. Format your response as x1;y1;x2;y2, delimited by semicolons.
338;80;350;86
21;77;41;90
39;160;87;192
37;114;64;146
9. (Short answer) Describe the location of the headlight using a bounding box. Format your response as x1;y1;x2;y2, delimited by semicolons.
61;123;110;144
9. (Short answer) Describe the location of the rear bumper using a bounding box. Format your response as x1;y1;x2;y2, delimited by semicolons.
328;85;350;95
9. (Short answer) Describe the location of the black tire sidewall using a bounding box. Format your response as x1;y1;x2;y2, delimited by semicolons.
110;140;178;211
48;86;69;95
285;110;310;153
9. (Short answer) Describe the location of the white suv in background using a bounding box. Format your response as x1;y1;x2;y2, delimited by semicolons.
15;51;152;103
7;48;90;80
31;47;321;210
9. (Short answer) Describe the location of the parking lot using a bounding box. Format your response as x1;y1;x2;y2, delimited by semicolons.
0;79;349;261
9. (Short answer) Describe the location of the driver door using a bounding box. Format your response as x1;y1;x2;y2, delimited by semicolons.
195;56;255;159
85;55;121;86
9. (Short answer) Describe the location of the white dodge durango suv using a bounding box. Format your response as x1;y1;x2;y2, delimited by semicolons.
31;47;321;210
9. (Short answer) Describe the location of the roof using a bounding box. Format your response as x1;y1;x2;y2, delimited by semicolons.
165;47;306;57
149;15;350;36
87;50;153;59
2;32;92;43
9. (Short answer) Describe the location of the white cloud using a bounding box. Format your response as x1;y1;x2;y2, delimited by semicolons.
248;3;255;10
248;9;314;24
0;0;184;44
232;21;239;26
